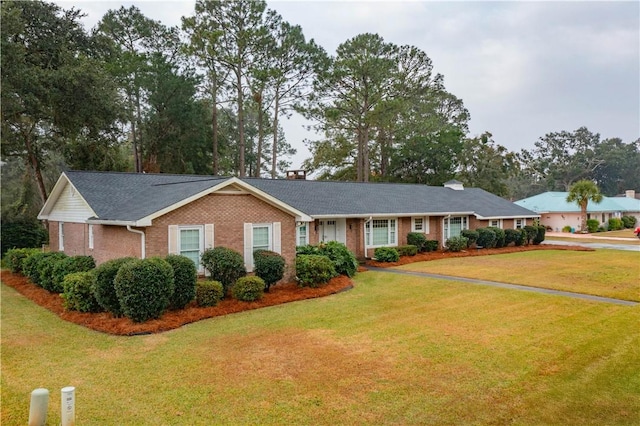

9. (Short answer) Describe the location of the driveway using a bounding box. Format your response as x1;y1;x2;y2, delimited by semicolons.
542;239;640;252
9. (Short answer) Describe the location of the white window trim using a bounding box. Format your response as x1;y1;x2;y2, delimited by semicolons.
412;216;429;233
365;218;398;248
252;223;273;252
489;219;503;229
88;224;94;249
180;226;204;271
443;216;469;240
59;222;64;251
296;222;309;246
514;219;524;229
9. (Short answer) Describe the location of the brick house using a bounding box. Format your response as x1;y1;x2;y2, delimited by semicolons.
38;171;538;276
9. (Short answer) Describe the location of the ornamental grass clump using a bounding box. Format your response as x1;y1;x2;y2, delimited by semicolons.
165;254;197;310
232;276;265;302
114;257;175;323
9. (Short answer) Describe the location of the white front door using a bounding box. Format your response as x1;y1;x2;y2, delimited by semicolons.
319;219;346;244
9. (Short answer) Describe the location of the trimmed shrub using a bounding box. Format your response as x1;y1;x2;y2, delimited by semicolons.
622;216;637;229
524;225;539;244
514;228;527;246
254;250;285;292
445;236;468;252
532;225;546;245
37;252;68;292
317;241;358;277
407;233;427;252
374;247;400;262
504;229;519;246
296;244;319;256
562;225;572;233
5;248;41;274
607;218;624;231
165;254;197;310
489;227;506;248
114;257;175;323
586;219;600;233
23;252;49;285
460;230;479;247
295;254;336;288
52;255;96;293
200;247;246;295
232;276;265;302
61;271;102;313
196;280;224;307
397;245;418;256
93;257;136;316
476;228;496;249
424;240;439;252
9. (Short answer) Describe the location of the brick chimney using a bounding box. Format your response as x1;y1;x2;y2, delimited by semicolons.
625;189;636;199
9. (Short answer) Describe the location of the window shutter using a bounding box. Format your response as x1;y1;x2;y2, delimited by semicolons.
168;225;179;255
273;222;281;254
204;224;214;249
244;222;253;272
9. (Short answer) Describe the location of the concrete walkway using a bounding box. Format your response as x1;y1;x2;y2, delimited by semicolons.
545;231;638;241
365;266;638;306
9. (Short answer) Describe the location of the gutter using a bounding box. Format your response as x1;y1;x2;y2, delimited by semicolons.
126;225;146;259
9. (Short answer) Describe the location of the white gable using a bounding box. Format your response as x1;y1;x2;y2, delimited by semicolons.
47;181;94;223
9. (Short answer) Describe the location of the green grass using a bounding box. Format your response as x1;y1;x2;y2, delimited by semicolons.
397;250;640;301
2;259;639;425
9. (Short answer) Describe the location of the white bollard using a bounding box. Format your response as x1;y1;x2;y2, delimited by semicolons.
28;388;49;426
61;386;76;426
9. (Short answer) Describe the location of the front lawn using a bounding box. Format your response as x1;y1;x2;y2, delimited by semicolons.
2;259;639;425
396;250;640;302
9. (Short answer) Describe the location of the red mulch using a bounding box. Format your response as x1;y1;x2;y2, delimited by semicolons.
1;272;353;336
1;244;591;336
366;244;594;268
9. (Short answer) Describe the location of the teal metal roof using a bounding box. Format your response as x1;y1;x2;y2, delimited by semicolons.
515;192;640;213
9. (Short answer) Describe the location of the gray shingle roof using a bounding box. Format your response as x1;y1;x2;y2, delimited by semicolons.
59;171;536;222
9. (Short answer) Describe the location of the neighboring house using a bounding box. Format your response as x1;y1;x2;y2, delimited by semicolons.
515;191;640;232
38;171;538;277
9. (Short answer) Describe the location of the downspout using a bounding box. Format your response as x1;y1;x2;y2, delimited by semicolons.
127;225;146;259
364;216;373;258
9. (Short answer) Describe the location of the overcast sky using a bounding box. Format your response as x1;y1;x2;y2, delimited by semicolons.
57;0;640;168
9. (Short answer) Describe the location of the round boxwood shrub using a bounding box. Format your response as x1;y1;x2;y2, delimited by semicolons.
37;252;68;292
295;254;336;288
22;251;48;285
317;241;358;277
504;229;519;246
489;227;506;248
586;219;599;233
524;225;539;244
514;228;527;246
114;257;175;323
374;247;400;262
254;250;285;292
424;240;439;252
460;230;479;247
165;254;197;310
407;232;427;252
200;247;246;295
397;245;418;257
445;236;468;252
52;255;96;293
622;215;637;229
607;218;624;231
532;225;546;245
476;228;496;249
61;271;103;313
196;280;224;307
5;248;41;274
93;257;136;316
232;276;265;302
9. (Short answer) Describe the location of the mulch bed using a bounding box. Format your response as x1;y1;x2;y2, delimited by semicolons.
1;272;353;336
1;244;591;336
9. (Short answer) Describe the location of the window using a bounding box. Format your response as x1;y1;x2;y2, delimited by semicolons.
443;216;468;240
365;219;397;247
252;224;272;252
59;222;64;251
296;223;308;246
489;219;502;228
412;217;428;233
88;224;94;249
179;227;203;267
515;219;524;229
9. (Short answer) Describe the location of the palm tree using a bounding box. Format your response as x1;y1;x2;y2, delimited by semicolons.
566;180;603;233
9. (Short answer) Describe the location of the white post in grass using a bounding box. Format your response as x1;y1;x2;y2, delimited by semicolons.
28;388;49;426
61;386;76;426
